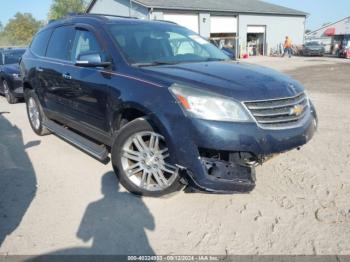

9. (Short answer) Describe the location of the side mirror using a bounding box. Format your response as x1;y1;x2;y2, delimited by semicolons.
75;52;112;68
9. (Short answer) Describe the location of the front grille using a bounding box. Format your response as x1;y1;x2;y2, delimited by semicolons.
244;92;309;129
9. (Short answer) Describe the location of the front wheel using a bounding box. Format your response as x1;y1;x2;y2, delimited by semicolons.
112;118;183;197
25;89;50;136
3;80;18;104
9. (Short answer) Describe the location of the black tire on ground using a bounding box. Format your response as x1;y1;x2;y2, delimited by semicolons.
111;117;184;197
3;80;18;104
24;89;51;136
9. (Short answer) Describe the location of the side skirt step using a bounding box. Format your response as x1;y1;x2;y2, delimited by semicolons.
43;119;110;163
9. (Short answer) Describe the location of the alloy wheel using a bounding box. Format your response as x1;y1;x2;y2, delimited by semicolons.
121;131;179;191
3;81;10;101
28;97;41;130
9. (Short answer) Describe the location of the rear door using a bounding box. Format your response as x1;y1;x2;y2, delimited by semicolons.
41;25;76;118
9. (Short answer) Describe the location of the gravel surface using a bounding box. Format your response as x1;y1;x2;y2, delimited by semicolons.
0;56;349;256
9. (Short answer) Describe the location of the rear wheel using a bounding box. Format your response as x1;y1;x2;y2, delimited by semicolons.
3;80;18;104
25;89;50;136
112;118;183;197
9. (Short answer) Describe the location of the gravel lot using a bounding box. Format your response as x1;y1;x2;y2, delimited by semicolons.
0;56;349;256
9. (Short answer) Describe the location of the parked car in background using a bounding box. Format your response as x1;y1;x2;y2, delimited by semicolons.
210;40;236;60
20;14;317;197
301;41;325;56
0;48;26;104
221;47;236;60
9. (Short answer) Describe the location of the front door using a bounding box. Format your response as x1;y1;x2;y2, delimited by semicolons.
62;27;111;135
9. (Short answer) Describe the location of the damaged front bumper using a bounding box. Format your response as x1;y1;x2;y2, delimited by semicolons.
159;104;317;194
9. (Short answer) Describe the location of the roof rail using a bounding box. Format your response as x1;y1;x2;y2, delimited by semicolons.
69;13;139;20
158;20;178;25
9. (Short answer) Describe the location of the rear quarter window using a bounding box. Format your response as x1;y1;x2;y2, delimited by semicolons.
30;29;52;57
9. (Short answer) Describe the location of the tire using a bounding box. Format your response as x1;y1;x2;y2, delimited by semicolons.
112;118;183;197
3;80;18;104
25;89;50;136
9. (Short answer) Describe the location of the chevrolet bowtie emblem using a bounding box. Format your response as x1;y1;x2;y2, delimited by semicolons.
290;105;304;116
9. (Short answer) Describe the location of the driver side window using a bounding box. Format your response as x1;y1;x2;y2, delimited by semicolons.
71;29;102;62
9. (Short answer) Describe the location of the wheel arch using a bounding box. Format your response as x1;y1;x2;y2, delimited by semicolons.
23;81;34;96
111;102;168;131
111;102;180;166
0;72;5;82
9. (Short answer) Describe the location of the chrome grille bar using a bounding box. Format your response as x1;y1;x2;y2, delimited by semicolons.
244;92;309;129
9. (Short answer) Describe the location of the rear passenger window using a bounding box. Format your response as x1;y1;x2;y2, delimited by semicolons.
46;26;75;61
30;29;52;57
71;29;102;61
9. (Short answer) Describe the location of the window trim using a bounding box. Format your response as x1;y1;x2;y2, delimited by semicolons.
45;25;76;62
71;26;104;63
30;28;53;58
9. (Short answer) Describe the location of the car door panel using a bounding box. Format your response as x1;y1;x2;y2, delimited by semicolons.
60;27;111;134
40;26;75;119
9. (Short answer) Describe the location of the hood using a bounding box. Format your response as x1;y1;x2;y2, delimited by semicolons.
3;63;20;74
140;61;304;101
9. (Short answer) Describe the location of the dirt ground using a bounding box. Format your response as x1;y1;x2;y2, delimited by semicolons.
0;56;349;256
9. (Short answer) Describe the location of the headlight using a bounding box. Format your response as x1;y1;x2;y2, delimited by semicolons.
12;73;21;80
304;91;311;107
169;84;251;122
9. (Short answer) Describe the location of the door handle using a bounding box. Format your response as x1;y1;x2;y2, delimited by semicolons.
62;73;72;80
36;67;44;72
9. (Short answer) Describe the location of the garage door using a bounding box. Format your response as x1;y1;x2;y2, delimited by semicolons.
163;14;199;33
211;16;237;33
247;26;266;34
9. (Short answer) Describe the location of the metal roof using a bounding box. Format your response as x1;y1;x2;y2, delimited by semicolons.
87;0;308;16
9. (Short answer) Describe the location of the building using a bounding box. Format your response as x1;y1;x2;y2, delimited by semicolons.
87;0;307;57
306;16;350;54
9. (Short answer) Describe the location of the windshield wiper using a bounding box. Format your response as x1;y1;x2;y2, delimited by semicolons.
204;58;228;62
133;61;180;67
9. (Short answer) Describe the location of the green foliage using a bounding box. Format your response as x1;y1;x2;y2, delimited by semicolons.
48;0;89;20
0;13;43;47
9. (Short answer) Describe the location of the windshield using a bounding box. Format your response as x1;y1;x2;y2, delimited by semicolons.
4;50;25;64
108;23;228;66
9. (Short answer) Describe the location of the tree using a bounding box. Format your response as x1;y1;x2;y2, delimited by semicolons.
0;21;3;32
48;0;89;20
2;13;43;46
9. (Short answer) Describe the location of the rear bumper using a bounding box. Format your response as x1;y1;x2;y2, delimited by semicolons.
159;104;318;193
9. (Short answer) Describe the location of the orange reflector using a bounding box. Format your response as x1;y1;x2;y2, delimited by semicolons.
177;95;190;109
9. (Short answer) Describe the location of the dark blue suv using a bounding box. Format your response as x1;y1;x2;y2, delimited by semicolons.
20;14;317;196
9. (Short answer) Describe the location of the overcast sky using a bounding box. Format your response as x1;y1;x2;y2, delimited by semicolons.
0;0;349;31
